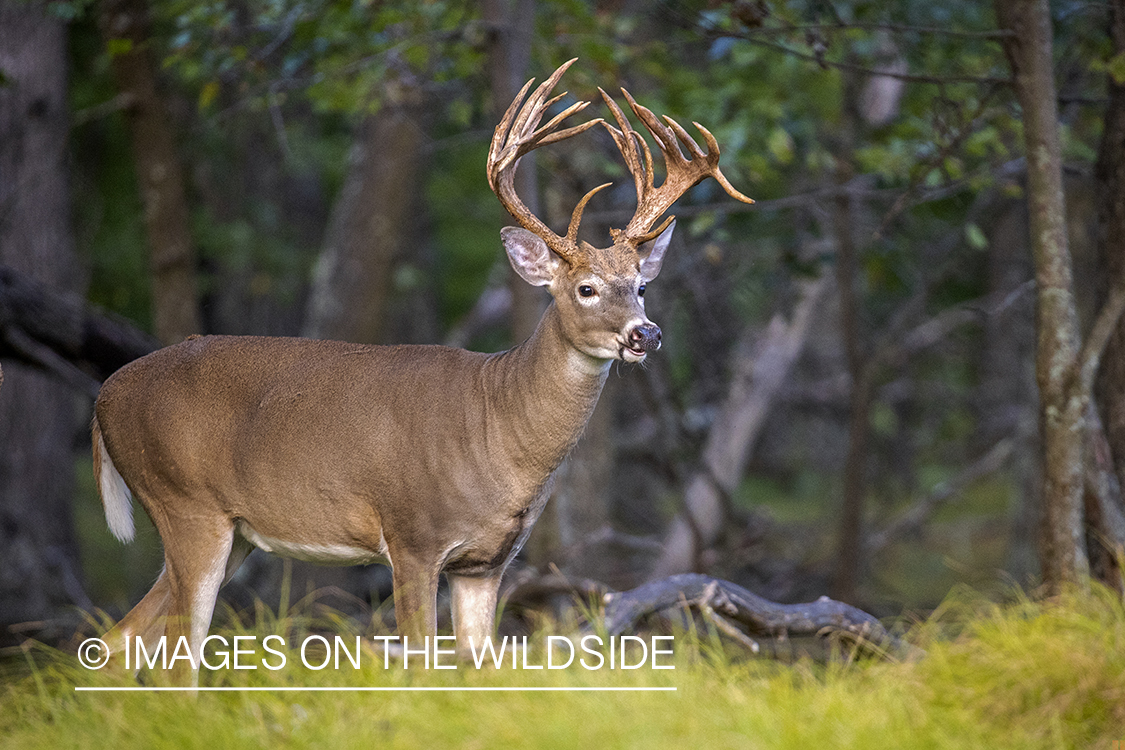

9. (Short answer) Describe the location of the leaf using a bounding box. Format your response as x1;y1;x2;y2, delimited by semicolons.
106;38;134;58
198;81;220;110
1108;51;1125;86
965;223;988;250
766;127;794;164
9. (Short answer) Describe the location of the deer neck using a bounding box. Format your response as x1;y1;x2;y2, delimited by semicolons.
485;302;611;481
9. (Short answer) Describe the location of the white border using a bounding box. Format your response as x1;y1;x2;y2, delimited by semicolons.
75;686;676;692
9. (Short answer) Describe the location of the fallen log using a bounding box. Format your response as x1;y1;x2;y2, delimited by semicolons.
601;573;908;656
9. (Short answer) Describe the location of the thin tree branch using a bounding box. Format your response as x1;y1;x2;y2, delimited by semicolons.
583;159;1028;227
704;32;1010;86
696;581;761;653
730;21;1015;41
71;92;136;128
1078;278;1125;397
868;437;1015;554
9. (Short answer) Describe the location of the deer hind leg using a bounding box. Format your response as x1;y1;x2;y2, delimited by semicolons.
104;568;173;667
105;518;248;682
162;513;237;684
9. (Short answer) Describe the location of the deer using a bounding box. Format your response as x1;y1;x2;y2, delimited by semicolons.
91;59;752;675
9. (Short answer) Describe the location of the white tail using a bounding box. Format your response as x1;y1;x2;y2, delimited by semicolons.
93;417;134;543
92;59;752;676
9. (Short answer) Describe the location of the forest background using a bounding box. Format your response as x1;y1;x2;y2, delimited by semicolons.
2;0;1125;647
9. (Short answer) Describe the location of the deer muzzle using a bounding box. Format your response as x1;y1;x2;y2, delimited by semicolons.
628;323;662;353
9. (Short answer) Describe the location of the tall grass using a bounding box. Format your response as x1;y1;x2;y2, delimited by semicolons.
2;586;1122;749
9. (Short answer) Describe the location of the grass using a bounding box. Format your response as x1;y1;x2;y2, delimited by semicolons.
2;586;1123;749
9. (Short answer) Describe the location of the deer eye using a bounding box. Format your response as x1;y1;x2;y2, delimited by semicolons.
638;284;646;297
578;285;595;298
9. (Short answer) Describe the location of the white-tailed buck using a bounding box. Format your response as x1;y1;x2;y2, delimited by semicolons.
92;59;752;670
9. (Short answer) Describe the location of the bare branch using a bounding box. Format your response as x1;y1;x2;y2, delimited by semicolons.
1;325;101;398
1078;278;1125;397
649;273;830;579
71;92;136;128
705;33;1010;86
0;264;158;386
730;21;1014;41
868;437;1015;554
696;581;761;654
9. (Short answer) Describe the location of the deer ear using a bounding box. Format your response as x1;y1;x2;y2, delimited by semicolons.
637;220;674;282
502;227;561;287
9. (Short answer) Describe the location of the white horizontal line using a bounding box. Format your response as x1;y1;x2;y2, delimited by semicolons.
75;686;676;692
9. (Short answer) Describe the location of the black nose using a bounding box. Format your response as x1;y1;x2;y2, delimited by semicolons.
629;323;662;352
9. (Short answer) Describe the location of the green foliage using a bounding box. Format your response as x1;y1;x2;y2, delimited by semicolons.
2;588;1123;748
158;0;486;116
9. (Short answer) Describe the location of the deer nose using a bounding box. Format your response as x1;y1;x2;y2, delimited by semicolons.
629;323;662;352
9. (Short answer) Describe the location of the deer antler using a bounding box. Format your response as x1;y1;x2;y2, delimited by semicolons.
487;58;607;265
598;87;754;246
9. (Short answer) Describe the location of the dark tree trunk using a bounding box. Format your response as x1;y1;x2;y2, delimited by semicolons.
1092;0;1125;589
978;200;1040;583
0;0;89;643
98;0;201;344
831;66;870;603
484;0;544;347
997;0;1089;592
302;92;427;344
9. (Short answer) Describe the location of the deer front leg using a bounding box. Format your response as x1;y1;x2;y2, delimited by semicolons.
447;572;501;657
389;551;440;648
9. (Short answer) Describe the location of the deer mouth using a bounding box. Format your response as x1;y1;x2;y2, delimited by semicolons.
619;343;648;362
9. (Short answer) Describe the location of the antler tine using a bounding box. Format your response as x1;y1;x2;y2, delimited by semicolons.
487;59;605;263
598;88;650;199
599;86;754;246
566;182;612;244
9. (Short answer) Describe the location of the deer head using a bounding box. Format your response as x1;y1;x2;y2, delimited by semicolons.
487;59;754;364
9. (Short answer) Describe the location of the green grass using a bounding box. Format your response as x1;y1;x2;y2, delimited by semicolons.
2;586;1123;749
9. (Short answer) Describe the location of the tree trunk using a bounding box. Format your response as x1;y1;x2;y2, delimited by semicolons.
302;94;426;344
997;0;1089;592
0;0;89;644
831;66;869;603
1092;0;1125;589
483;0;544;346
979;200;1041;583
98;0;201;344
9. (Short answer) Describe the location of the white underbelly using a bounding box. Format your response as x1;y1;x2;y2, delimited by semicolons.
236;519;389;566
